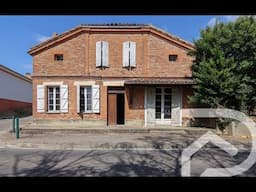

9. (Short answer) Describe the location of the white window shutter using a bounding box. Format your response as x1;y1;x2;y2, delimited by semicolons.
77;85;80;113
37;85;44;113
92;85;100;113
102;41;109;67
130;41;136;67
96;41;102;67
60;85;68;113
123;41;129;67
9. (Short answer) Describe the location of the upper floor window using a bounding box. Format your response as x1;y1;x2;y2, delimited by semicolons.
54;54;63;61
96;41;109;68
169;54;178;62
123;41;136;68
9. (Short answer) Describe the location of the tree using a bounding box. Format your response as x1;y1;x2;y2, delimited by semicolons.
189;16;256;115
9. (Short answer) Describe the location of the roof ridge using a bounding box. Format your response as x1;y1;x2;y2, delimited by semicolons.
80;23;150;26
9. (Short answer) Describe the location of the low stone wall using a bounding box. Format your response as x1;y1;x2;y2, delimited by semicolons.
182;117;217;128
229;117;256;137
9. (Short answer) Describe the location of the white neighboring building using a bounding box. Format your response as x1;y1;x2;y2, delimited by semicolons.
0;64;32;115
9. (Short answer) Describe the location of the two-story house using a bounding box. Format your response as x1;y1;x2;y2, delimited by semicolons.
28;24;195;128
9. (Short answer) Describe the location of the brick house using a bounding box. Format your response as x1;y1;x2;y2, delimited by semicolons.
0;64;32;116
28;24;195;128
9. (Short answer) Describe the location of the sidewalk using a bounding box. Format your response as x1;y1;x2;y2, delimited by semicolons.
0;117;252;150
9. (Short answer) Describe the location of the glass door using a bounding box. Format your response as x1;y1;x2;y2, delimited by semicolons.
155;87;172;121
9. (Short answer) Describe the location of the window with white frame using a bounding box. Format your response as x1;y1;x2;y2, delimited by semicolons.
123;41;136;68
78;85;100;113
48;86;60;112
37;84;68;113
80;86;92;112
96;41;109;68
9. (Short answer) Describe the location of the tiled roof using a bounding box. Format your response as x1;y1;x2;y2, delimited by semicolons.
124;78;195;85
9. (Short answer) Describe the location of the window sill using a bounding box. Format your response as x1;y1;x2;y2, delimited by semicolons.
123;66;136;70
96;66;109;69
78;111;100;114
47;111;61;114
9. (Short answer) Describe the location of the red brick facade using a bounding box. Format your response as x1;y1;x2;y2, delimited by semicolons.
29;24;195;127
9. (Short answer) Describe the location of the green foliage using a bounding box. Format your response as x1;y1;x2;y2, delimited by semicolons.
189;16;256;115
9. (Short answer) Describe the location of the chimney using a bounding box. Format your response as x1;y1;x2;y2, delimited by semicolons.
52;32;58;37
25;72;32;79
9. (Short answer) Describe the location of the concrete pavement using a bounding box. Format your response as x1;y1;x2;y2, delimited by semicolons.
0;117;256;176
0;148;255;176
0;116;252;151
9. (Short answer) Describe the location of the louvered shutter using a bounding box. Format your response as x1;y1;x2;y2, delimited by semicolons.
123;41;129;67
130;41;136;67
96;41;102;67
102;41;109;67
92;85;100;113
37;85;45;113
60;85;68;113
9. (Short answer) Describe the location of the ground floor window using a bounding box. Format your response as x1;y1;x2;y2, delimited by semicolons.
48;86;60;112
155;87;172;119
80;86;92;113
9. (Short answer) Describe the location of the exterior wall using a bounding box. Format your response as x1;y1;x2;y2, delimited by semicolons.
33;33;87;76
33;77;107;121
34;78;192;127
182;86;194;126
0;98;32;114
89;34;147;77
33;78;145;126
32;28;194;127
182;86;194;109
125;86;145;126
0;70;32;103
33;31;193;78
148;34;193;78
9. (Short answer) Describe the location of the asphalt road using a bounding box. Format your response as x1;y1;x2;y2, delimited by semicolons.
0;148;255;177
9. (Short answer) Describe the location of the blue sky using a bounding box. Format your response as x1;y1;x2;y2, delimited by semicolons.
0;15;240;75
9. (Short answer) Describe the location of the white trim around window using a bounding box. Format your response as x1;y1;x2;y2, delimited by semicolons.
43;81;63;86
47;86;61;113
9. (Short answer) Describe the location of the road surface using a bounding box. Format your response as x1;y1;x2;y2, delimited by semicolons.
0;148;255;176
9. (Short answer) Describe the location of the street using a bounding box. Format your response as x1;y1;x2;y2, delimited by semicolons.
0;148;255;176
1;117;256;176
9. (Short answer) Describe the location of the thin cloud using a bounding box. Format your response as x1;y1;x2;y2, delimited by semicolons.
207;16;240;28
223;15;239;22
207;17;217;27
34;33;51;43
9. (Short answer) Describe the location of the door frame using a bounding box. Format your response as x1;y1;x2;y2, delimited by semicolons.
107;86;125;126
145;86;183;127
155;87;172;125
